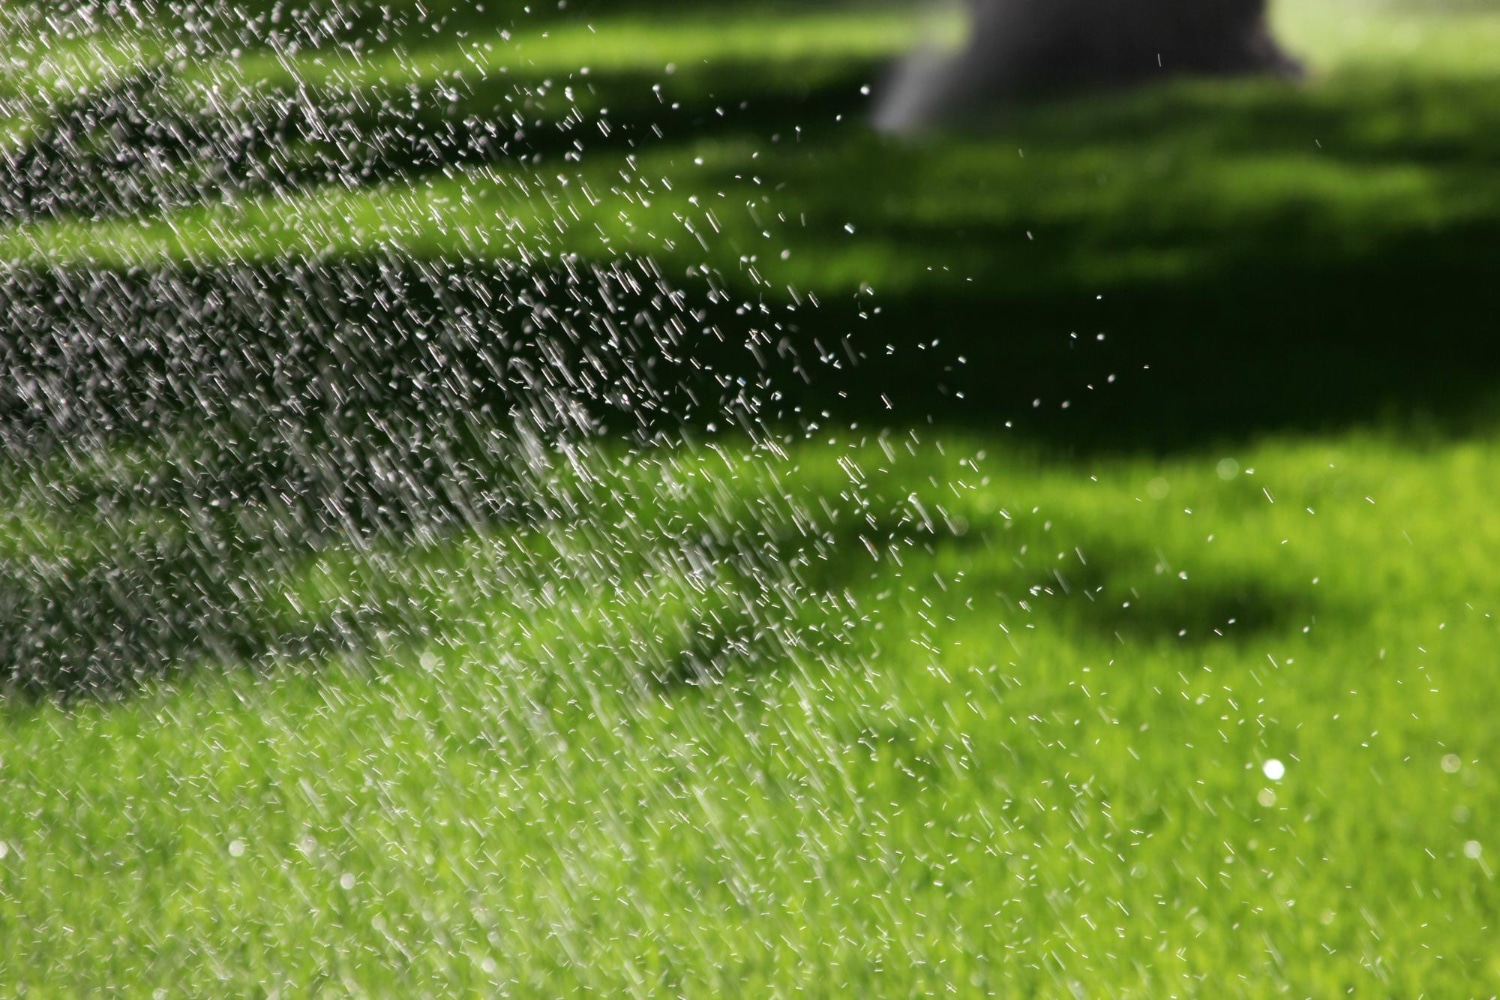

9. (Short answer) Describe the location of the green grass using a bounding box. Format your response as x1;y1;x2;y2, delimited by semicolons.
3;0;1500;994
5;435;1500;994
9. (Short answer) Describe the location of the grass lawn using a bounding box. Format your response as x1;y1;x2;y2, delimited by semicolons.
2;0;1500;994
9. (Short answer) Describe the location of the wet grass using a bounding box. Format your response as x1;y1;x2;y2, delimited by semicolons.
2;0;1500;993
5;0;1495;447
5;433;1500;993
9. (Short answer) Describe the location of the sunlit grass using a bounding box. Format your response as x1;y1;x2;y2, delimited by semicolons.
1279;0;1500;76
0;25;162;104
2;0;1499;993
216;6;943;91
4;431;1500;993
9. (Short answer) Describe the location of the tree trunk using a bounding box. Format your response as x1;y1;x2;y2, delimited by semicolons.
875;0;1302;133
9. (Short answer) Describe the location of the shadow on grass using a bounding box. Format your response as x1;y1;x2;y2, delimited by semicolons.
0;212;1487;695
4;57;1496;694
793;513;1324;651
976;68;1500;167
787;225;1500;452
726;68;1500;450
0;522;419;698
794;221;1500;452
0;251;843;696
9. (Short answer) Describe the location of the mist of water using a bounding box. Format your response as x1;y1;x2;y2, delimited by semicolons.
0;6;911;982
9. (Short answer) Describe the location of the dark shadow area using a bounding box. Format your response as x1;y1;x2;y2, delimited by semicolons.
983;69;1500;167
0;520;443;698
0;254;828;479
0;253;833;695
797;220;1500;453
789;515;1325;647
716;69;1500;451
